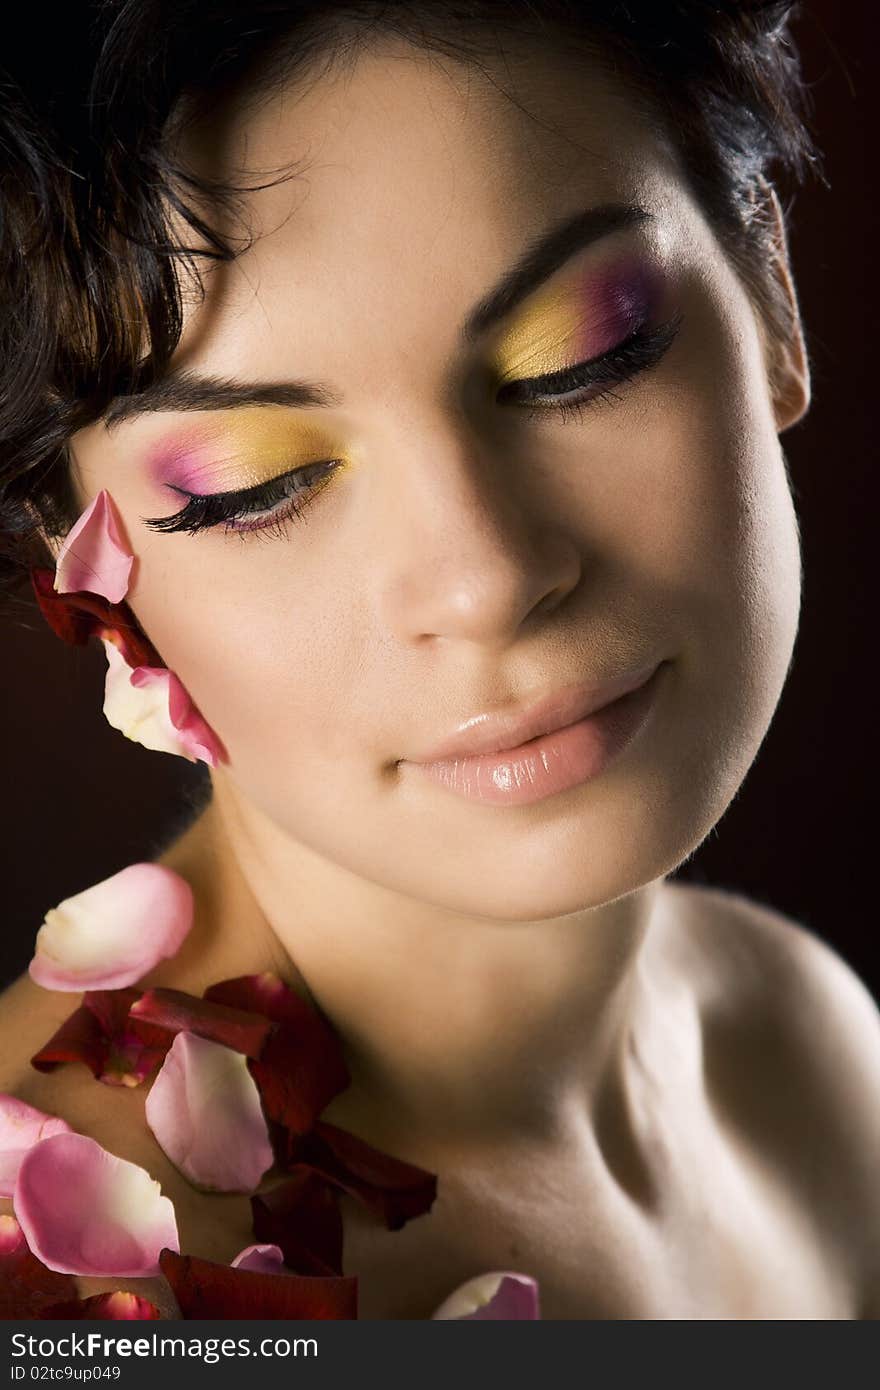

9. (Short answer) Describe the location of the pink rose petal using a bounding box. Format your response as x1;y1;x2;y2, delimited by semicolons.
431;1270;541;1320
102;640;225;766
145;1032;274;1193
0;1095;72;1197
13;1131;179;1277
231;1243;287;1274
54;490;133;603
28;862;194;992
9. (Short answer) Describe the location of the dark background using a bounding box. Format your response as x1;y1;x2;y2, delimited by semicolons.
1;2;877;993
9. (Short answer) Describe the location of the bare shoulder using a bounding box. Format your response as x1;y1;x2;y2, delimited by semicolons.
664;879;880;1318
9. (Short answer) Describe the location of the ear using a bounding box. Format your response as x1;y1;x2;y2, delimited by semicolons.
752;178;811;433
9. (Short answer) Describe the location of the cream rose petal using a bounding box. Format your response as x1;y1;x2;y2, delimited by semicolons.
145;1032;274;1193
431;1270;541;1319
28;862;194;992
0;1095;72;1198
13;1131;179;1277
101;640;224;767
54;490;133;603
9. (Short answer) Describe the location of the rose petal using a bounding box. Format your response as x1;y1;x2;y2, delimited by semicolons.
30;567;162;666
30;989;166;1087
431;1271;541;1320
203;972;328;1027
0;1213;76;1317
159;1248;357;1319
13;1131;179;1277
30;999;118;1079
129;988;272;1057
145;1032;274;1193
161;666;227;765
230;1243;287;1274
287;1121;438;1229
102;641;225;766
54;490;134;603
29;863;194;992
250;1170;344;1275
0;1095;73;1197
204;975;350;1137
38;1291;162;1319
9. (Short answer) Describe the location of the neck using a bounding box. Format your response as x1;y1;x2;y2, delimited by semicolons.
153;782;675;1166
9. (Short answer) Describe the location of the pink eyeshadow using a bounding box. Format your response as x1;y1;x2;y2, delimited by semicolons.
146;434;223;494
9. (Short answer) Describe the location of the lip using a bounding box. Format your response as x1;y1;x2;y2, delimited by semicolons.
409;660;663;763
404;661;667;807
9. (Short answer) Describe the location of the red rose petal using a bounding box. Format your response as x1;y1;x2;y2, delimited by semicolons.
129;989;272;1058
203;975;351;1136
30;567;161;667
287;1122;438;1229
0;1213;76;1318
30;1004;107;1077
38;1292;162;1319
204;973;332;1030
159;1248;357;1319
85;990;169;1084
247;1030;349;1139
250;1170;344;1276
30;989;165;1087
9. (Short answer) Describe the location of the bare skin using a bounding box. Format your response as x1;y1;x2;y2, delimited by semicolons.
1;822;878;1318
2;33;879;1318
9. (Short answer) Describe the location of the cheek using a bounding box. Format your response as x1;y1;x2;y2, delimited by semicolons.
634;289;802;725
131;543;369;772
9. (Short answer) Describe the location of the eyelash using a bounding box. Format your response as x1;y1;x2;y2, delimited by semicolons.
500;312;683;423
143;461;339;544
142;311;683;542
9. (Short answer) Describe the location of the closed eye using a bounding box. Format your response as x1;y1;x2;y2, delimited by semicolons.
498;312;683;421
141;458;340;540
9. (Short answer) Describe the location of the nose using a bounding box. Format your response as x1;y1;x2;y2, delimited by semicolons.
375;422;583;649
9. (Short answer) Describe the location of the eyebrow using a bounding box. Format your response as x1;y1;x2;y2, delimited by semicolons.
103;201;653;430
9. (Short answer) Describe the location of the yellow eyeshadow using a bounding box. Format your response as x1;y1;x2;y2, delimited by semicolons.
492;284;588;383
158;408;353;494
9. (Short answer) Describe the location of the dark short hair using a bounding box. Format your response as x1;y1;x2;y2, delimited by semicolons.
0;0;821;601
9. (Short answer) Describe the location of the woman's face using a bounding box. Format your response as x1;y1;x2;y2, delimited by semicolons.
67;35;806;921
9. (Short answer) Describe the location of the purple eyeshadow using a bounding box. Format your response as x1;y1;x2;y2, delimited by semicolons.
575;257;665;359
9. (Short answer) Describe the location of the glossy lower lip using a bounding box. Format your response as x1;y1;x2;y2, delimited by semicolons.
405;661;667;806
